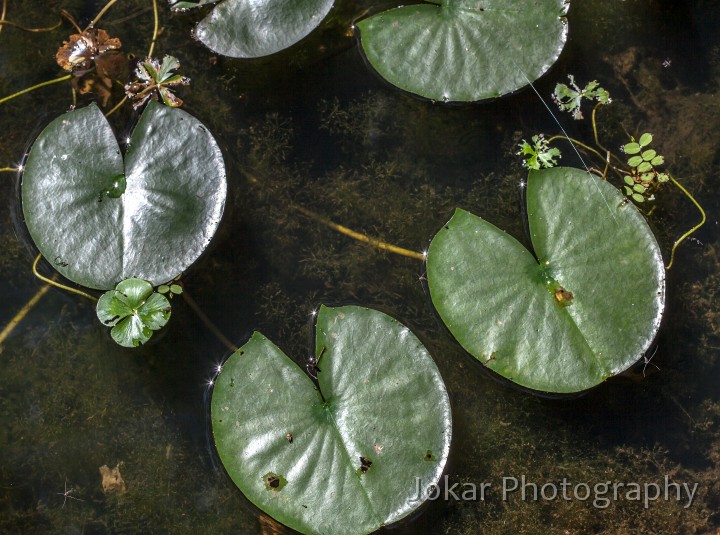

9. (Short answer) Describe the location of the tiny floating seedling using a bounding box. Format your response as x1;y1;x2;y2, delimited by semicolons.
357;0;569;102
96;279;171;347
426;167;665;394
171;0;335;58
211;305;451;535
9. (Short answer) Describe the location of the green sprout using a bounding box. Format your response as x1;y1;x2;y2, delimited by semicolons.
553;75;611;120
125;55;190;109
96;278;171;347
158;282;183;298
518;134;562;170
621;133;669;204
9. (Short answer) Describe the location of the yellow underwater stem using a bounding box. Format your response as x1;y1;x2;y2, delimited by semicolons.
665;177;706;270
86;0;120;30
0;281;52;347
291;204;425;261
181;290;238;353
0;17;62;32
147;0;159;57
0;74;71;106
32;254;98;301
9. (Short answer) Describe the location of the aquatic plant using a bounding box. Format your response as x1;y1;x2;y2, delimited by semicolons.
518;76;705;269
426;167;665;394
552;75;611;120
96;278;171;347
172;0;335;58
211;305;451;534
21;100;227;290
621;133;668;203
357;0;569;102
517;134;562;170
125;55;190;109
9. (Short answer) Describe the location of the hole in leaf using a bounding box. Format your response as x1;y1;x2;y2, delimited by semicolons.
357;456;373;475
262;472;286;492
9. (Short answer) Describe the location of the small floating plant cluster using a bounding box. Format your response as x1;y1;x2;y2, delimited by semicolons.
0;1;706;533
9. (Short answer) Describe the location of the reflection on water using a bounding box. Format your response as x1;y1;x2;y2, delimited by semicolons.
1;1;718;533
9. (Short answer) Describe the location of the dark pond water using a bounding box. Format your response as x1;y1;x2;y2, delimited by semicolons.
1;0;719;533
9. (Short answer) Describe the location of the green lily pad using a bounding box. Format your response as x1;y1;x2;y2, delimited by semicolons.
192;0;335;58
96;278;171;347
427;167;665;393
357;0;569;102
169;0;218;10
212;305;451;534
21;100;226;290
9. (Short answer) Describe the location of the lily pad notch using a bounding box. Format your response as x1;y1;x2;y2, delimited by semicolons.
357;0;570;102
426;167;665;394
211;305;452;535
21;100;227;290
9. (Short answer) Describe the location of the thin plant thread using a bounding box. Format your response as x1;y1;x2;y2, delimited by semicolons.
105;95;126;117
85;0;120;30
0;281;53;346
0;0;6;35
242;169;424;261
0;18;62;32
182;290;238;352
0;74;71;106
292;204;425;261
147;0;159;57
666;176;706;270
32;254;97;301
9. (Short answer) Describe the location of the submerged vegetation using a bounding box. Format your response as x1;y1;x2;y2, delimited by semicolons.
0;0;719;533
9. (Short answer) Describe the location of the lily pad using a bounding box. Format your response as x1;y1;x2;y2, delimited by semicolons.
357;0;569;102
427;167;665;393
96;278;171;347
192;0;335;58
212;305;451;534
21;100;226;290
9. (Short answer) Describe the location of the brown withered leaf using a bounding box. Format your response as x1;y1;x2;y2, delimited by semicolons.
56;28;122;73
99;463;127;495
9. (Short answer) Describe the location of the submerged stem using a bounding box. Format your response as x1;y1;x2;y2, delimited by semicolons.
665;177;706;270
85;0;120;30
105;95;127;117
292;204;425;261
546;135;608;167
182;289;238;352
0;0;6;35
0;282;53;347
0;17;62;32
32;254;98;301
0;74;72;106
148;0;159;57
241;169;424;261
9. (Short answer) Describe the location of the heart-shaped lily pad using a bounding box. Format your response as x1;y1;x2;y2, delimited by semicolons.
21;100;226;290
212;305;451;534
357;0;569;102
427;167;665;393
191;0;335;58
96;278;171;347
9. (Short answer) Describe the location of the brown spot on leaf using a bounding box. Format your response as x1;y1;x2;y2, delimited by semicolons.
554;287;574;306
358;456;373;475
